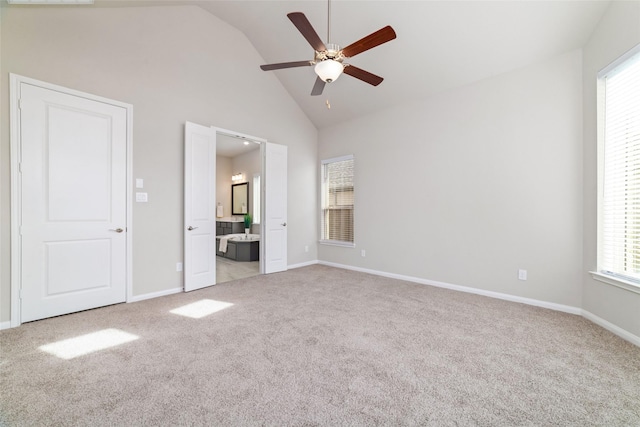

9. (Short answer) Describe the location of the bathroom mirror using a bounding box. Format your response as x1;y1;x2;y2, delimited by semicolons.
231;182;249;215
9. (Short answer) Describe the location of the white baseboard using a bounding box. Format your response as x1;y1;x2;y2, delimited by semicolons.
319;261;582;315
581;310;640;347
319;262;640;347
288;260;319;270
128;287;183;303
0;321;12;330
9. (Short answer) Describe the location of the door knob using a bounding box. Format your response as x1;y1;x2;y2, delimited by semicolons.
188;226;198;231
281;222;287;227
109;228;124;233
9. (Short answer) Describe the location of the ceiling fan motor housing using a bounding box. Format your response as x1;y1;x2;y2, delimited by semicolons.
316;43;344;62
326;43;341;59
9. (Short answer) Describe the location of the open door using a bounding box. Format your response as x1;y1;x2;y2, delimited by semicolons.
184;122;217;291
264;142;288;274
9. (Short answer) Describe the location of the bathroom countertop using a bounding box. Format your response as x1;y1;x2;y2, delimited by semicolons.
216;217;244;222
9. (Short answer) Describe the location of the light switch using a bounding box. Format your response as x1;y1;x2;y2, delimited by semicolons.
136;178;144;188
136;192;148;203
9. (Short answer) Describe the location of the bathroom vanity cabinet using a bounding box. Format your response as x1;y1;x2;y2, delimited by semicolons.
216;220;244;236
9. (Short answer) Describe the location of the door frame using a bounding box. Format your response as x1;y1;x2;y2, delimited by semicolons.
9;74;134;328
213;127;267;275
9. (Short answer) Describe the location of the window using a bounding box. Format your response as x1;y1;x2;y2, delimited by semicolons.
253;173;260;224
321;155;354;246
597;45;640;287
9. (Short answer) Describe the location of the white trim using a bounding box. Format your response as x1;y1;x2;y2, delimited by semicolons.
318;261;640;347
0;321;12;331
259;142;266;275
212;126;267;145
321;154;354;165
9;75;22;328
125;97;134;304
9;74;133;328
319;240;356;248
128;287;183;303
582;310;640;347
589;271;640;295
596;45;640;285
597;42;640;78
320;155;355;247
288;260;319;270
7;0;94;4
318;261;582;314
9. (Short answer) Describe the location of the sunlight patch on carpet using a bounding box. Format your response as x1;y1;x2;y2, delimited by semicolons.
170;299;234;319
39;328;139;360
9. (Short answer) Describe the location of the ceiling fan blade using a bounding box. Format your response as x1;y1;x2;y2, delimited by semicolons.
287;12;327;52
311;77;326;96
341;26;396;58
343;65;384;86
260;60;314;71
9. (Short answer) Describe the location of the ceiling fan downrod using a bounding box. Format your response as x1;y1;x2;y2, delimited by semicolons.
327;0;331;44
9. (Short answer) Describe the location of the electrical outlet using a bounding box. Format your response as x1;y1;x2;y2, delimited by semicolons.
361;249;366;257
305;245;309;253
176;262;183;272
518;269;527;281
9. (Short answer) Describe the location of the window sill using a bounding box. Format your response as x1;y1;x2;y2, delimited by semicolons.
320;240;355;248
589;271;640;295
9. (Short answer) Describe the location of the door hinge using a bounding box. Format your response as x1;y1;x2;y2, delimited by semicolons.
18;99;23;110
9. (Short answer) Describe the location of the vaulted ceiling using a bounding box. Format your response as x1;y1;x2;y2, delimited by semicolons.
95;1;611;128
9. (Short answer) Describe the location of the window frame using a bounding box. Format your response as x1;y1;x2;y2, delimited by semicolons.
592;43;640;295
320;154;355;247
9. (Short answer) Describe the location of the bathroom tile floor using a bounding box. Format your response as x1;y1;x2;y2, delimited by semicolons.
216;256;260;284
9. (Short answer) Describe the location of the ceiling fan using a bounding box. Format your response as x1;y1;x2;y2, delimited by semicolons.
259;1;396;96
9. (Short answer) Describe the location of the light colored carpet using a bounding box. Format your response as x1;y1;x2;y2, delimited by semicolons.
1;265;639;426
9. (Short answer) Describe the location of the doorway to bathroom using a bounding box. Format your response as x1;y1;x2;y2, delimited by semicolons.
184;123;288;292
215;133;262;284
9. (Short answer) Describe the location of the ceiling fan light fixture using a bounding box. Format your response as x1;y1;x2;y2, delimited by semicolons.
315;59;343;83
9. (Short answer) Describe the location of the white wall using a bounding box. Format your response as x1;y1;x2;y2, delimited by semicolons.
582;1;640;337
0;5;318;322
319;50;584;307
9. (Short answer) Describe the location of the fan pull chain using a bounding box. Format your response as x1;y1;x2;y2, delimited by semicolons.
326;99;331;109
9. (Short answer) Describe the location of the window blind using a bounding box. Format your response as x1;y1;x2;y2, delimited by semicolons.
600;50;640;282
321;155;354;244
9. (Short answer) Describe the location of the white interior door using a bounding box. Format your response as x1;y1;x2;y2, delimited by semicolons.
184;122;217;292
18;82;128;323
264;142;288;274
